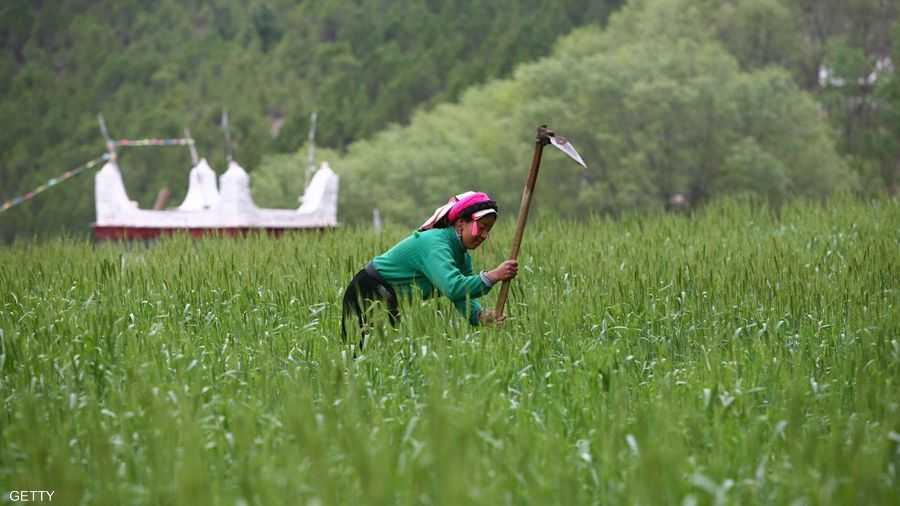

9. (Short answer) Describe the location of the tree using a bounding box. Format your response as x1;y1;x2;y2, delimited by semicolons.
330;0;852;227
871;22;900;196
0;0;624;241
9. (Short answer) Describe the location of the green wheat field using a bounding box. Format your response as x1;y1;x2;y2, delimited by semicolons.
1;197;898;505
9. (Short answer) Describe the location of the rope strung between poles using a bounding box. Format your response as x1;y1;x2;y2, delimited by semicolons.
114;138;195;147
0;154;110;214
1;136;195;215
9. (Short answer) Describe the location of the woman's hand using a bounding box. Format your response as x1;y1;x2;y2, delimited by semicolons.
478;308;507;326
487;260;518;284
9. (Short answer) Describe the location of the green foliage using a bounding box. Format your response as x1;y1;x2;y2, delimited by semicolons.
251;3;282;53
333;0;853;227
250;144;340;208
3;0;898;241
871;22;900;195
0;0;619;242
782;1;899;193
1;198;898;504
705;0;809;74
714;138;789;205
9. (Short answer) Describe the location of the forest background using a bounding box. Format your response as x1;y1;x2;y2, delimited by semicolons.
1;0;898;242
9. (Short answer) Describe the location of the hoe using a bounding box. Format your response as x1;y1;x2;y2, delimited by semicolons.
495;125;587;317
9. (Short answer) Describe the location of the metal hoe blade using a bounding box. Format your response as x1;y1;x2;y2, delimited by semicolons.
549;135;587;168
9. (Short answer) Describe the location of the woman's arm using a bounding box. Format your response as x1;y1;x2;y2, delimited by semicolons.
419;242;491;324
420;243;492;302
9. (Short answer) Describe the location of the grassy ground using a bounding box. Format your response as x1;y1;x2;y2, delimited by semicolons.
1;197;898;505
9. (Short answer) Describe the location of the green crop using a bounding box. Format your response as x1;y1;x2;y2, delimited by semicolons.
1;197;898;505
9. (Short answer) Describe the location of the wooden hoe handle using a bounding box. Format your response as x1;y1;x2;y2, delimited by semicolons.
494;126;552;316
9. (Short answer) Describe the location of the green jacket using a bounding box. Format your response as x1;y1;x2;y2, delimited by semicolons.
372;227;492;325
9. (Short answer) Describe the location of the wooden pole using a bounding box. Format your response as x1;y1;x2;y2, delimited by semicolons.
184;128;199;165
222;110;233;163
97;113;117;161
494;126;552;316
305;111;318;189
152;186;171;210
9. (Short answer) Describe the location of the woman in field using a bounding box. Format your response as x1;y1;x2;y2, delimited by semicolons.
341;191;518;350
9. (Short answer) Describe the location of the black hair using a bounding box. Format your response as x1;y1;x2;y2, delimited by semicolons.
433;200;498;228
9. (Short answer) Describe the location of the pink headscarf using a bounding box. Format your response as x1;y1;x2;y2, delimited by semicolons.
418;191;497;232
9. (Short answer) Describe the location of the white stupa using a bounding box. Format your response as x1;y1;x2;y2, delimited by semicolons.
93;158;339;239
